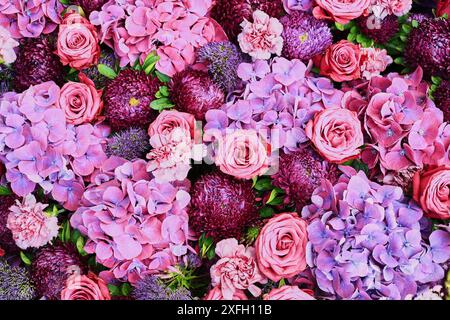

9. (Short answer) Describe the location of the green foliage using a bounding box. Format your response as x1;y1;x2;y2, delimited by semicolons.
198;233;215;260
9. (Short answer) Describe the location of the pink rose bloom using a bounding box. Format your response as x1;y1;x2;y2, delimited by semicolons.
313;0;371;24
214;130;270;180
388;0;412;16
360;47;393;80
237;10;283;60
0;26;18;64
148;110;196;148
204;286;248;300
210;238;266;300
61;272;111;300
316;40;362;82
56;13;100;70
413;166;450;220
255;212;308;281
6;194;59;250
57;73;103;125
306;107;364;163
264;286;315;300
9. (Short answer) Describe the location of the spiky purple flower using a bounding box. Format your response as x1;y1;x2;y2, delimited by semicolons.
272;147;340;212
281;11;333;61
170;69;224;121
106;127;150;161
132;275;192;300
83;49;117;88
198;41;245;92
357;15;399;44
188;170;258;241
0;259;36;300
0;195;18;253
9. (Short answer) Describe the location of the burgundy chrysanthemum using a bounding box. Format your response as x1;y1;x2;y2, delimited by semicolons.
0;195;18;253
272;147;340;212
73;0;109;16
434;80;450;122
404;18;450;78
104;69;160;130
12;34;64;92
210;0;283;41
281;11;333;61
188;170;259;240
31;244;85;300
170;69;224;121
357;15;399;44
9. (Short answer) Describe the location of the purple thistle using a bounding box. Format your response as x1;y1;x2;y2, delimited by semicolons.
106;127;151;161
0;259;36;300
198;41;246;92
281;11;333;61
132;275;192;300
84;49;117;88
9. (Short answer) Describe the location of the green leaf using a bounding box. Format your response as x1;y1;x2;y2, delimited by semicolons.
356;34;366;44
71;229;81;244
97;64;117;80
431;76;442;85
401;24;412;33
0;185;12;196
61;221;71;243
335;22;345;31
260;206;275;218
159;86;169;97
20;251;32;266
206;247;216;260
394;57;405;65
155;70;171;83
108;284;121;296
142;53;159;71
121;283;132;296
253;178;272;191
278;278;286;287
399;35;408;42
268;196;284;206
59;0;71;5
266;189;278;205
76;236;87;256
150;98;174;111
411;20;419;28
251;176;258;188
350;25;359;34
347;33;357;42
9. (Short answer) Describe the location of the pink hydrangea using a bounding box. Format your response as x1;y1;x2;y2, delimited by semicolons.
237;10;283;60
210;238;266;300
359;47;393;80
89;0;227;76
70;157;193;283
0;81;110;211
7;194;59;250
0;26;18;64
0;0;64;38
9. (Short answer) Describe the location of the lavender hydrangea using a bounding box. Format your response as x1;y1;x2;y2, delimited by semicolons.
106;127;150;161
132;275;192;300
281;11;333;61
302;167;450;300
204;57;343;153
198;41;246;92
0;259;36;300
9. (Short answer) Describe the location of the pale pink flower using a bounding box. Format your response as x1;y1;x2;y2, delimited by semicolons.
6;194;59;250
360;47;393;80
210;238;266;300
237;10;283;60
204;286;248;300
388;0;412;16
0;26;18;64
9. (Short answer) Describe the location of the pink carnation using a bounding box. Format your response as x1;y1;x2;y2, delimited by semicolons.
264;285;315;300
237;10;283;60
0;26;18;64
360;47;393;80
7;194;59;250
210;238;266;300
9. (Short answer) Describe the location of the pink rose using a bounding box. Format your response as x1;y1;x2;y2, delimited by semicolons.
210;238;266;300
61;272;111;300
237;10;283;60
148;110;196;148
264;286;315;300
214;130;270;180
317;40;362;82
388;0;412;16
56;13;100;70
57;73;103;125
306;108;364;163
255;212;308;281
204;286;248;300
413;166;450;220
360;47;393;80
313;0;371;24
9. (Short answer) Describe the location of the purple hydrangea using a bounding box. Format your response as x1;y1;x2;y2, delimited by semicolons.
204;57;344;154
198;41;246;93
302;167;450;300
281;11;333;61
0;81;110;211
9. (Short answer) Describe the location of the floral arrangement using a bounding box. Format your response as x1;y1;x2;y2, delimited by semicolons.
0;0;448;301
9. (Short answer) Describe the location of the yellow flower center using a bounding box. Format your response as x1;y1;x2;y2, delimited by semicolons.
299;33;308;43
129;97;140;107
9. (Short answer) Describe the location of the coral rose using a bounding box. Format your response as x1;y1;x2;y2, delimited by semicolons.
306;108;364;163
255;212;308;281
264;285;315;300
413;166;450;220
61;272;111;300
56;13;100;70
148;110;196;148
214;130;270;180
313;0;371;24
210;238;266;300
204;286;248;300
57;73;103;125
317;40;361;82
